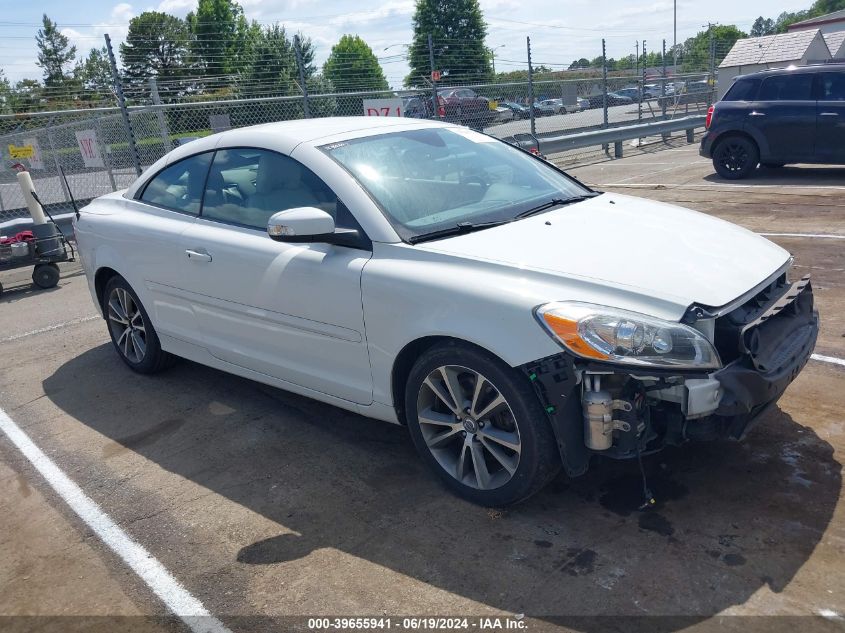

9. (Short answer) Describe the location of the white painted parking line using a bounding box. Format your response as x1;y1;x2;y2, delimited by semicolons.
812;354;845;368
0;315;99;344
0;406;232;633
759;233;845;240
593;182;845;191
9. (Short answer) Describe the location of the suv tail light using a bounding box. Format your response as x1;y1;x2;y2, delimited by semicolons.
436;96;446;118
705;105;715;129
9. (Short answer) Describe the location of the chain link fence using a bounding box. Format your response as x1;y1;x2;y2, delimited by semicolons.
1;36;724;225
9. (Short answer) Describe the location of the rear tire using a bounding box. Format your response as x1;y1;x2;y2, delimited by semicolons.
404;341;560;506
103;275;176;374
712;135;759;180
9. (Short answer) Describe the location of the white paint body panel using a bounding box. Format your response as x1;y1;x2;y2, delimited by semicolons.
75;117;791;425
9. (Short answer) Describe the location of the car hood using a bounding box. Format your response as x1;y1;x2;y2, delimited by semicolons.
413;192;790;311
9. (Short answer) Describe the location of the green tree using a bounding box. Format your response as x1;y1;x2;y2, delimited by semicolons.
188;0;252;76
120;12;192;100
0;70;12;114
750;16;776;37
681;24;746;72
406;0;491;87
569;58;590;70
762;0;845;33
73;47;112;103
323;35;388;92
239;25;315;98
10;79;44;113
35;14;76;89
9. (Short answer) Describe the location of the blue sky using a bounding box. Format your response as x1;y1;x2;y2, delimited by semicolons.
1;0;811;87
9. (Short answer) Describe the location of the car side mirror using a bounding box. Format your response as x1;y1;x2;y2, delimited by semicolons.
267;207;336;243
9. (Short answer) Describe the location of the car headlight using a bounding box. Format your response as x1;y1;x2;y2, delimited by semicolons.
535;302;721;369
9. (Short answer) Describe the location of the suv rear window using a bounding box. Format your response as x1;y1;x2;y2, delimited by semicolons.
758;74;814;101
723;79;759;101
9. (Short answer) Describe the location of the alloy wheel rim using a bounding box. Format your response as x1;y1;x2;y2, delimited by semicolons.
107;287;147;363
416;365;521;490
719;142;749;172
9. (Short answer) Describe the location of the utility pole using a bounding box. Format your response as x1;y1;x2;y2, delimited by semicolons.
428;34;439;120
105;33;141;177
673;0;677;71
635;41;640;79
527;36;536;136
294;35;310;118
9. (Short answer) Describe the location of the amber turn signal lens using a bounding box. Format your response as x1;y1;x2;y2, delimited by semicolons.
541;313;610;360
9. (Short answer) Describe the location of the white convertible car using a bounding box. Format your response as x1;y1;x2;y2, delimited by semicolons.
74;117;818;505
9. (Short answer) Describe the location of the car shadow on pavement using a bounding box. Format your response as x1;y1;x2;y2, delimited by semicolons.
44;345;841;632
704;166;845;186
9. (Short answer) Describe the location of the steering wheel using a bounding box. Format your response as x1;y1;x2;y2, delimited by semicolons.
460;167;489;188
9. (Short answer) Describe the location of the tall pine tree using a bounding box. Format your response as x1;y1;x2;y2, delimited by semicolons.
36;14;76;89
406;0;491;87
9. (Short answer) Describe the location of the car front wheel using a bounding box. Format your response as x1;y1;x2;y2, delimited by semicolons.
713;136;759;179
104;275;175;374
405;342;560;506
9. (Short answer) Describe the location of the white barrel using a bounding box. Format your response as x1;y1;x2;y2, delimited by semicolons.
16;171;47;226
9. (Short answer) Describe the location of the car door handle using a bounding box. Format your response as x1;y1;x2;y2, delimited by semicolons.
185;249;212;263
819;112;839;116
749;112;766;117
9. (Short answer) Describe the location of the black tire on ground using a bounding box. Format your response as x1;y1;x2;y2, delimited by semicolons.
103;275;176;374
404;341;561;506
762;163;785;168
32;263;60;289
712;135;759;180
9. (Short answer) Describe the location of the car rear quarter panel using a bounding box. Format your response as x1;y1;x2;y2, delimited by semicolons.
710;102;772;159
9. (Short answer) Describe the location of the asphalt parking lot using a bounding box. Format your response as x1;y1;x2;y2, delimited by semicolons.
1;141;844;633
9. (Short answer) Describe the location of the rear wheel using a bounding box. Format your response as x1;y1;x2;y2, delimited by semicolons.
104;275;175;374
713;135;759;179
32;263;60;289
405;342;560;506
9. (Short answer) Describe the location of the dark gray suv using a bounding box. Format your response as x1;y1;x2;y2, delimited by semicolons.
700;64;845;179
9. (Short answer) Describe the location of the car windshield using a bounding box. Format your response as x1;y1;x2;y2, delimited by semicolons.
321;127;592;241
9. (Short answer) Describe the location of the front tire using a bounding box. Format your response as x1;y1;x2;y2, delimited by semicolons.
712;135;759;179
103;275;175;374
405;342;560;506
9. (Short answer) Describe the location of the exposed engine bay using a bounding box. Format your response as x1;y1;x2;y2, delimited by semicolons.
524;273;818;481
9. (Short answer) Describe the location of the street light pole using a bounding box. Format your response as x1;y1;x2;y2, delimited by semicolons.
487;45;505;75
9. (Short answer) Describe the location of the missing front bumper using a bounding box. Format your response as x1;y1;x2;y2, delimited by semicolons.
523;276;819;475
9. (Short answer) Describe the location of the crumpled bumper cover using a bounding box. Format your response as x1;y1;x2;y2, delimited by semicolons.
710;277;819;439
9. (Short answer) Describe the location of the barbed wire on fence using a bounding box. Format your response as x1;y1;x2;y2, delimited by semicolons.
0;32;732;223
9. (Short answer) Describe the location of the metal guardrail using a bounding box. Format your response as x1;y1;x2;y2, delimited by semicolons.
505;115;706;157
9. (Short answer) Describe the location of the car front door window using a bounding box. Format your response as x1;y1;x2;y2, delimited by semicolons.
139;153;212;215
201;148;363;233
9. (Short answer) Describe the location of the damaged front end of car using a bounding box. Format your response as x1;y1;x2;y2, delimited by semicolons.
523;273;819;483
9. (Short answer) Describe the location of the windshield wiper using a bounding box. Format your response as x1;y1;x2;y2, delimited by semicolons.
407;219;512;244
514;193;600;219
407;193;601;245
